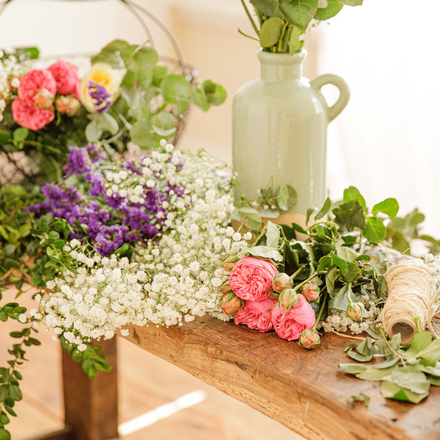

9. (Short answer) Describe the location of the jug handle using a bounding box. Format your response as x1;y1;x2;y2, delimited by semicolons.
310;74;350;123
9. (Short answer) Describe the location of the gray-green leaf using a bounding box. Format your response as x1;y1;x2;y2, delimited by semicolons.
279;0;319;31
266;221;280;248
260;17;284;47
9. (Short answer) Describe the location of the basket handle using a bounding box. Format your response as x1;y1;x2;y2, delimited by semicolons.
0;0;191;78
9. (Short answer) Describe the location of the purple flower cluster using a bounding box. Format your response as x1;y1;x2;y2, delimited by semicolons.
63;144;105;180
88;80;112;113
28;147;182;258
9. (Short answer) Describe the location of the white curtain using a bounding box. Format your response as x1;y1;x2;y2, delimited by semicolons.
319;0;440;236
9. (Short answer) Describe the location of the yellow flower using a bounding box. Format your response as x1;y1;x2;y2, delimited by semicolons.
80;63;126;113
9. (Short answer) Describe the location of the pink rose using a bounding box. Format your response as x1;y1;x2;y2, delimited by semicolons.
299;329;321;349
221;293;242;315
272;273;293;293
222;255;239;271
55;95;80;116
34;89;54;110
346;303;363;321
47;61;80;97
271;298;316;341
229;256;278;301
234;299;276;332
18;69;57;106
301;282;320;302
12;98;55;131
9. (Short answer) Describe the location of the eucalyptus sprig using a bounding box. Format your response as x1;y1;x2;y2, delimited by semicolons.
240;0;363;54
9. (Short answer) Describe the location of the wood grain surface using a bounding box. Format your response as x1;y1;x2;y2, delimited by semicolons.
122;317;440;440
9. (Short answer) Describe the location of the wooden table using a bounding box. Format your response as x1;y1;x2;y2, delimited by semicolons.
34;317;440;440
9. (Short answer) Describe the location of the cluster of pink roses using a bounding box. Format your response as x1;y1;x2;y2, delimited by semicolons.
12;61;81;131
221;256;321;349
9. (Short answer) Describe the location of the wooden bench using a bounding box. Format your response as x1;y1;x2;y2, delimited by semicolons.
32;317;440;440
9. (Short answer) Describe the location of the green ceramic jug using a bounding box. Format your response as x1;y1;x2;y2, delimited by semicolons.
232;49;350;224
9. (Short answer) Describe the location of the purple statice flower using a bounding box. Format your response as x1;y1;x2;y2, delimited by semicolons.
123;160;142;176
41;183;83;208
89;173;105;197
86;143;106;164
122;206;159;239
63;146;93;178
94;225;126;257
88;80;112;113
105;191;125;210
26;201;50;217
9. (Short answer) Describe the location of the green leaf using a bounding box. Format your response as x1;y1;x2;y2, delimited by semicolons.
414;339;440;364
37;216;50;234
315;197;331;221
329;284;350;310
372;198;399;219
325;266;339;296
336;246;358;262
160;75;192;114
351;393;370;406
150;112;176;137
129;47;159;71
363;217;386;244
97;113;119;135
343;0;363;5
191;85;210;112
0;428;10;440
391;367;431;395
4;406;16;417
202;81;227;106
381;381;428;404
288;25;303;54
0;131;11;146
236;207;263;230
372;357;399;370
101;39;129;53
245;245;283;262
3;244;15;257
266;221;280;248
85;120;103;143
343;186;366;211
339;363;367;375
250;0;284;17
259;17;284;47
347;349;373;363
152;66;171;87
130;119;154;148
332;199;366;231
345;262;360;283
82;359;97;380
137;67;153;89
277;185;297;211
406;332;433;356
13;128;29;142
279;0;319;31
356;366;397;381
314;0;344;19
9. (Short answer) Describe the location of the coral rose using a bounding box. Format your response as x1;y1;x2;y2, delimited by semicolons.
221;293;242;316
301;282;320;302
18;69;56;107
47;61;80;97
272;273;293;293
55;96;80;116
229;256;278;301
12;98;55;131
234;299;276;332
299;329;321;349
271;298;316;341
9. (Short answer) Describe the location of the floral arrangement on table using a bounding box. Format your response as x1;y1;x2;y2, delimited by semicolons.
240;0;363;54
0;40;226;183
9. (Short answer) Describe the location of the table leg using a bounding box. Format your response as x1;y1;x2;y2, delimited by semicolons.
62;338;119;440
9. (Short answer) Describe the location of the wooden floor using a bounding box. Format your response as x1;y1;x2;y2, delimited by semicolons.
0;287;303;440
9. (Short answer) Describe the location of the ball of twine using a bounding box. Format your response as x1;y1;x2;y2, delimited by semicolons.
381;260;435;345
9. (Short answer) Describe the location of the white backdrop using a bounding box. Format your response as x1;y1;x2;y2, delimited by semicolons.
320;1;440;236
1;0;439;236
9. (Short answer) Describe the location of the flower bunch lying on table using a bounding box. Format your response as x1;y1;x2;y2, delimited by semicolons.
220;186;440;349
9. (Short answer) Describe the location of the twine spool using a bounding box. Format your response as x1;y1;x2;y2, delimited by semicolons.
382;260;434;345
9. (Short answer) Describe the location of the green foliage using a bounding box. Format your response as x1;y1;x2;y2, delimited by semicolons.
59;336;112;380
340;327;440;404
241;0;362;53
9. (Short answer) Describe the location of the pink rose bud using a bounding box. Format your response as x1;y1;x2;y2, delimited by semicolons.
272;273;293;293
221;293;242;316
280;288;298;308
34;88;54;110
56;95;80;116
346;303;363;321
299;329;321;350
221;282;233;294
222;255;240;271
301;283;320;302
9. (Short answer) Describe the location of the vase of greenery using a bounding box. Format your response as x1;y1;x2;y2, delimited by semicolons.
233;0;360;225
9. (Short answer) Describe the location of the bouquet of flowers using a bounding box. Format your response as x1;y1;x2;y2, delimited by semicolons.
0;40;226;183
